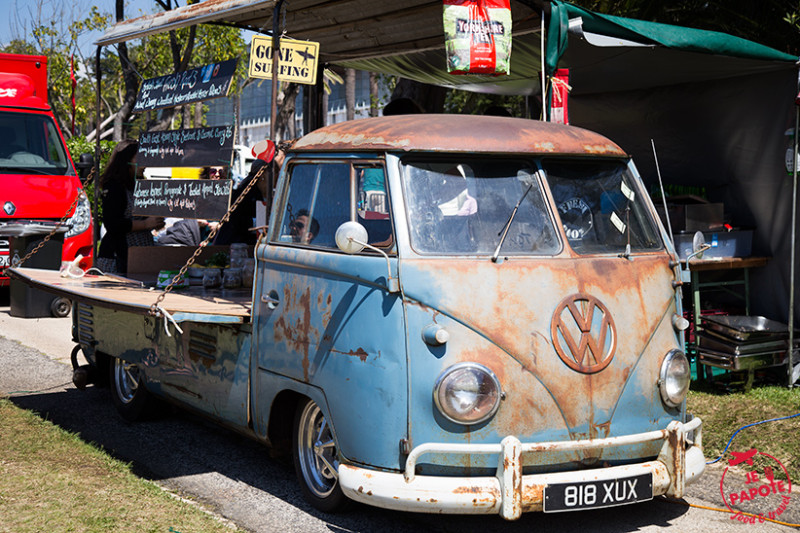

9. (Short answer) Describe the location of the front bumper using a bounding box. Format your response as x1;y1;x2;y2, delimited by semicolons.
339;418;703;520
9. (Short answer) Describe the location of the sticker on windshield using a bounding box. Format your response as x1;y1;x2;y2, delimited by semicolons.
620;181;635;202
610;211;626;234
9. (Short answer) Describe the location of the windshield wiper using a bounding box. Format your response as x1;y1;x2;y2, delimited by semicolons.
492;182;533;263
0;166;57;175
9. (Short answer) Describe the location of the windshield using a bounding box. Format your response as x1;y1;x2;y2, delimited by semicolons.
0;110;73;175
544;159;661;255
402;158;560;255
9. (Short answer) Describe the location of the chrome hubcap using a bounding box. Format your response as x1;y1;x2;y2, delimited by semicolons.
298;402;339;498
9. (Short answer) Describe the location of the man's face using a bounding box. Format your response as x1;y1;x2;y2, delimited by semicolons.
290;215;313;243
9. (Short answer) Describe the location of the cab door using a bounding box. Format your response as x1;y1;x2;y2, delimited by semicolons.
252;157;407;470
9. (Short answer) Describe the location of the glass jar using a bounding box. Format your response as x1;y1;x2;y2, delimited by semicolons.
230;243;248;268
222;267;242;289
202;268;222;288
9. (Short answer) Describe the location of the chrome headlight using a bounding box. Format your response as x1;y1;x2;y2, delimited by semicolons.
659;349;690;408
433;363;502;425
65;190;91;238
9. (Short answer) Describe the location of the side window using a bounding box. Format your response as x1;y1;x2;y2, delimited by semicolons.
277;162;350;249
356;165;393;248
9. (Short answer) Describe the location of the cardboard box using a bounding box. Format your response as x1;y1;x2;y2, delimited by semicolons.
656;201;724;232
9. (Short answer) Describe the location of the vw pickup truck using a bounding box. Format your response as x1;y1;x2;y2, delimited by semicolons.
11;114;703;520
0;53;93;285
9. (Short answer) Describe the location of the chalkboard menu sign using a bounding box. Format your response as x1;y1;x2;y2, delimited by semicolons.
138;126;235;168
133;179;232;220
133;58;238;113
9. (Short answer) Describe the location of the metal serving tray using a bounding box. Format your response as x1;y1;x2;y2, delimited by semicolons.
696;331;792;356
697;348;789;371
700;315;791;342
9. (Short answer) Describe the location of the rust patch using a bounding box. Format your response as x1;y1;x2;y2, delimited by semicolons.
294;115;626;157
521;484;545;512
453;486;484;495
330;347;370;362
272;283;318;382
347;348;369;362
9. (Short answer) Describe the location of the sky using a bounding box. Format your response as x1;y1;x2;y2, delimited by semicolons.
0;0;167;54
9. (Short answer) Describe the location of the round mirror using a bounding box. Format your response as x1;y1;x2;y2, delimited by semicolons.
691;231;706;260
335;221;369;254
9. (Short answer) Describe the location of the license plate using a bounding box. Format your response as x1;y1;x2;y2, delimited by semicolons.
543;473;652;512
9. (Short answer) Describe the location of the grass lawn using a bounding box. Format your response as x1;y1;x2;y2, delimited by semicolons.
0;398;240;533
687;382;800;482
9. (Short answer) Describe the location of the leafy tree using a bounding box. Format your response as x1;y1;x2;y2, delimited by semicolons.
1;1;110;138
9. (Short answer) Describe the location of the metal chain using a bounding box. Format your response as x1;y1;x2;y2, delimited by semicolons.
0;167;95;277
149;162;270;316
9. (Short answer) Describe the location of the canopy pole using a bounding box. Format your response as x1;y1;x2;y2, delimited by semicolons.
789;80;799;388
268;0;284;210
540;12;546;121
94;45;102;258
269;0;283;143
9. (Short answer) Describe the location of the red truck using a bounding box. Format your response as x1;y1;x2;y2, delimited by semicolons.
0;53;93;286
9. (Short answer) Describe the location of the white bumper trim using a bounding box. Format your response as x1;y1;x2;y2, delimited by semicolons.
339;418;704;520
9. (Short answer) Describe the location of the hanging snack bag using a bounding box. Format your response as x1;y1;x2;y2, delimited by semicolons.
443;0;512;75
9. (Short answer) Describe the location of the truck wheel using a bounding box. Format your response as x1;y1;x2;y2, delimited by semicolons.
109;357;153;421
293;399;349;512
50;297;71;317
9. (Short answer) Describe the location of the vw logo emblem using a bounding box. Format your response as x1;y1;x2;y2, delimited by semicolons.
3;201;15;215
551;294;617;374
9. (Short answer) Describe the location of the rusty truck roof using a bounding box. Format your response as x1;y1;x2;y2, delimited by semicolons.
291;115;626;157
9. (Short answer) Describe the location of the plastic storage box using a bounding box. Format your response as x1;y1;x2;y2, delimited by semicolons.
673;229;753;260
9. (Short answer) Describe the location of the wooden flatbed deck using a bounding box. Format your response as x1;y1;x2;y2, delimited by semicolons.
9;267;252;323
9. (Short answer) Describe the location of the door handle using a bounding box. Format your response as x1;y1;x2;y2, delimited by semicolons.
261;291;280;310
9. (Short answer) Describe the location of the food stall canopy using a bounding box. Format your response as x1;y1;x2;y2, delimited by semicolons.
96;0;796;96
96;0;542;95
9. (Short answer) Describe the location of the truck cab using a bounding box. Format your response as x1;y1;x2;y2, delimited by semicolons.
255;115;703;517
0;53;93;283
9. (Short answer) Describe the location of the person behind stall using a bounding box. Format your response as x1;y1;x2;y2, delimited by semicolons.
155;218;219;246
96;139;164;275
201;166;226;180
214;141;288;245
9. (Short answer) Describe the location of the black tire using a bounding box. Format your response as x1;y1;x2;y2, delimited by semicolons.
292;399;350;513
108;356;154;421
50;297;71;317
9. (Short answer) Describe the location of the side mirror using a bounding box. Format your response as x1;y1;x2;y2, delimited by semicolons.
76;153;94;183
335;221;369;254
334;221;399;293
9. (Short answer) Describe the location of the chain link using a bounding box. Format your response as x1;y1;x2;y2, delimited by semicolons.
148;162;270;316
0;167;95;277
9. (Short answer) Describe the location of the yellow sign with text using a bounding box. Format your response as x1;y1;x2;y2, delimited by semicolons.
248;36;319;85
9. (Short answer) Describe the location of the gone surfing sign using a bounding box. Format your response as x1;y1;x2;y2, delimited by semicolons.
248;36;319;85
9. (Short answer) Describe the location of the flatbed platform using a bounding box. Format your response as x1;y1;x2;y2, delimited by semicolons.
8;267;252;323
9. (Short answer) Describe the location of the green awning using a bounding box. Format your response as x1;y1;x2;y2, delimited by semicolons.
546;0;797;76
